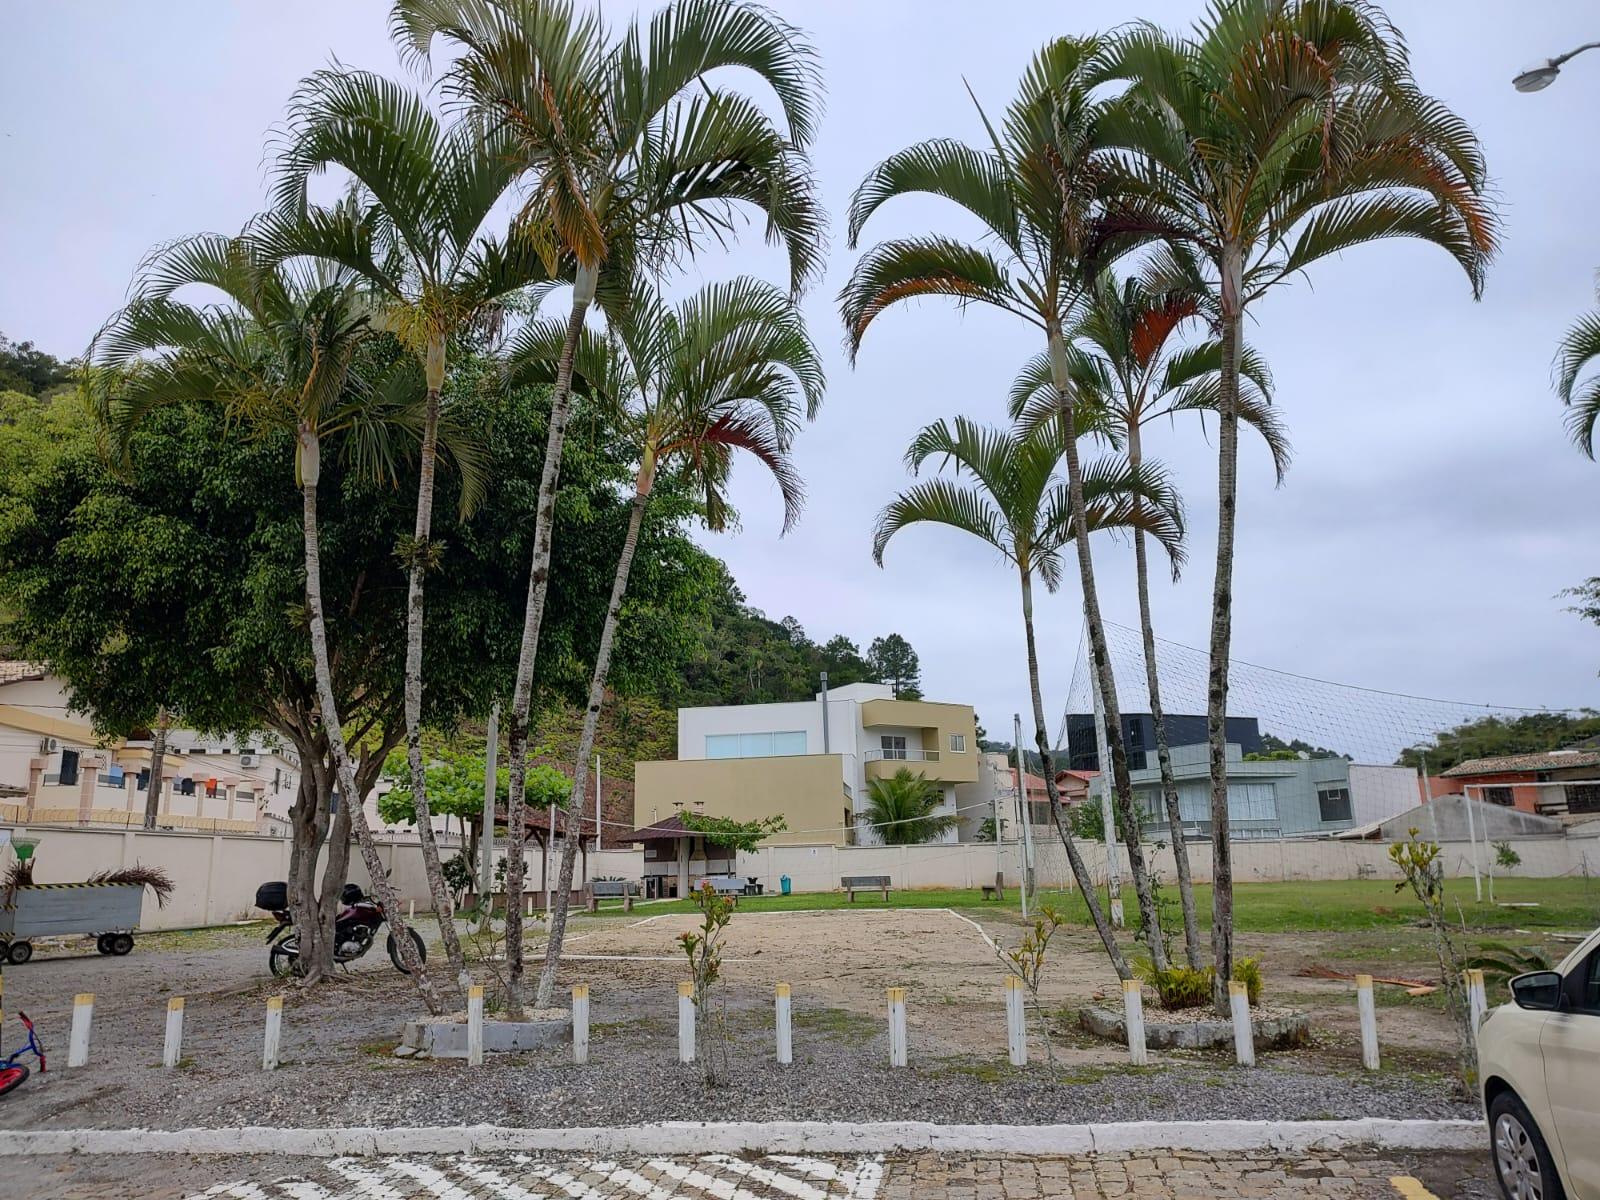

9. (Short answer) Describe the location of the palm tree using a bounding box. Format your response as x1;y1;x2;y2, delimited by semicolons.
1556;295;1600;459
87;233;458;1010
1011;270;1287;969
1098;1;1498;1003
508;275;822;1008
863;768;958;846
872;415;1186;979
393;0;825;1010
842;35;1172;963
261;68;563;1000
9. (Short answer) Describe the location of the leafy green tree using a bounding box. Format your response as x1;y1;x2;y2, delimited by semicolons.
392;0;824;1013
1565;580;1600;677
266;68;565;993
85;234;452;1003
873;415;1186;976
0;332;74;397
1400;712;1600;773
842;36;1166;962
509;273;821;1008
1012;270;1287;969
1098;1;1497;1003
862;767;956;846
866;634;922;699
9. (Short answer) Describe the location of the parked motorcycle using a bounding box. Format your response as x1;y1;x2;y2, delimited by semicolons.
255;881;425;978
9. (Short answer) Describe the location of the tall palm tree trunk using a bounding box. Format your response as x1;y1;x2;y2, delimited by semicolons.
1207;246;1243;1010
142;707;169;830
1048;328;1168;971
1020;568;1130;980
299;431;445;1015
401;375;471;995
504;265;596;1013
535;462;653;1010
1128;426;1203;970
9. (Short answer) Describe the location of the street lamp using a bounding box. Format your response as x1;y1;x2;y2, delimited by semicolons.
1513;41;1600;92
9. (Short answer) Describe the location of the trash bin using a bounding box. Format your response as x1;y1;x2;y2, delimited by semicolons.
780;875;791;896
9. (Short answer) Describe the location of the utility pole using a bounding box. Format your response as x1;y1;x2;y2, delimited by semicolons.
594;753;602;851
480;703;498;904
1090;667;1123;927
1013;713;1035;917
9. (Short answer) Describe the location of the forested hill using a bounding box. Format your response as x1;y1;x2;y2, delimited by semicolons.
1399;711;1600;773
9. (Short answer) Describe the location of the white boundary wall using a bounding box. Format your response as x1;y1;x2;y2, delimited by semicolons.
1;825;444;930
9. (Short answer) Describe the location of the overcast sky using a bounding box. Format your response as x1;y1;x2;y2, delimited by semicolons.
3;1;1597;741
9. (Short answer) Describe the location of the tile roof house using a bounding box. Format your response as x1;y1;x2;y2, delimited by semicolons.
1434;747;1600;818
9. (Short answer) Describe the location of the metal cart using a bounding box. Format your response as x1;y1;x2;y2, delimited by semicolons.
0;883;144;964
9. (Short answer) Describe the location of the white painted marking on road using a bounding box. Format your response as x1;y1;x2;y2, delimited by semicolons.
518;1161;616;1200
197;1185;271;1200
385;1159;479;1200
454;1157;551;1200
275;1181;336;1200
587;1161;684;1200
699;1154;828;1200
841;1157;884;1200
326;1158;409;1200
943;908;999;954
646;1157;770;1200
768;1155;845;1181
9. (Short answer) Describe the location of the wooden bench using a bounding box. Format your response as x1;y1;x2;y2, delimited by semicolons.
842;875;892;902
980;883;1004;901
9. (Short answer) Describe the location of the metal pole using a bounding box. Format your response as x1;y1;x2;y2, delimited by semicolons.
820;671;830;753
1090;665;1122;926
1420;751;1438;845
480;702;498;902
1012;713;1031;919
1011;713;1036;908
1463;784;1482;902
546;796;556;910
594;753;602;852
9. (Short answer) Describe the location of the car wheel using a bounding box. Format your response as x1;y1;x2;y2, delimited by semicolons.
1490;1089;1566;1200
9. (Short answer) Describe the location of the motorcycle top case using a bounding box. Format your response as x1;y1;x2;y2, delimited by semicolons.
255;881;289;911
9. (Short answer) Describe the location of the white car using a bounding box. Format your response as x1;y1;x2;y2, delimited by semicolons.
1479;925;1600;1200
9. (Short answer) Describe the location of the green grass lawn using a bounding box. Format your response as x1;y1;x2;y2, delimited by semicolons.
589;876;1600;935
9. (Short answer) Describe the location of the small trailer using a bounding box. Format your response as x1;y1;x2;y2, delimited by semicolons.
0;883;144;964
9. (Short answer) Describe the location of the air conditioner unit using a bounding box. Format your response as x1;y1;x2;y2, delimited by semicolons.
240;753;260;768
39;737;59;754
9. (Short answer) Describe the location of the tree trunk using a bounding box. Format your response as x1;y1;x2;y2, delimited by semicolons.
1048;325;1167;972
1207;243;1243;1011
535;465;653;1010
299;435;445;1015
1128;424;1203;970
142;708;169;830
1020;568;1130;980
504;267;596;1013
285;751;333;984
400;372;470;997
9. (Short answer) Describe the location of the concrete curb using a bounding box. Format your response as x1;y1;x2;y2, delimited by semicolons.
0;1119;1483;1158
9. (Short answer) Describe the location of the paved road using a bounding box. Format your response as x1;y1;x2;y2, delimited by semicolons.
9;1149;1499;1200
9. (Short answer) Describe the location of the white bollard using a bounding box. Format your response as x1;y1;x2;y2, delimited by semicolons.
408;898;415;921
1006;975;1027;1067
1465;969;1488;1038
466;985;485;1066
1122;979;1147;1066
1356;974;1380;1071
572;983;590;1065
262;996;283;1070
678;981;695;1063
775;982;793;1065
68;994;94;1068
1228;980;1255;1067
887;987;908;1068
163;997;186;1069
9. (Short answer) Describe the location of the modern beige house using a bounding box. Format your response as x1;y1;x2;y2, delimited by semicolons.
631;682;982;894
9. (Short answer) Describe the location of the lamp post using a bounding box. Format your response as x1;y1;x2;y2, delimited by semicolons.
1513;41;1600;92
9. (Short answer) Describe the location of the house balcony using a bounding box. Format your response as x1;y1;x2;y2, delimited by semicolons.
864;747;968;784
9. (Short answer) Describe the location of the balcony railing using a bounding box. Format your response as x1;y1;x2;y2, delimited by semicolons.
863;748;941;764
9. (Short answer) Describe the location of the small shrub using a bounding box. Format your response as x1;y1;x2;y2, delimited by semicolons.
1232;956;1264;1006
1493;841;1521;871
1137;961;1212;1010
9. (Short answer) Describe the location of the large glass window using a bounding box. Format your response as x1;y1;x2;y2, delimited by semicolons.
1483;786;1515;807
880;735;907;760
1567;784;1600;815
1226;782;1277;822
704;731;807;759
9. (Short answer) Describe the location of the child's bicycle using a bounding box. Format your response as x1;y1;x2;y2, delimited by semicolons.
0;1011;45;1096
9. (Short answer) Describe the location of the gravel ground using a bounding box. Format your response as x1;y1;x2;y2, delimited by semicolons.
0;909;1477;1131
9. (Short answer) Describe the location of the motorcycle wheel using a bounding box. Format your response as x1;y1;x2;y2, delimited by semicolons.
269;937;299;979
387;929;426;975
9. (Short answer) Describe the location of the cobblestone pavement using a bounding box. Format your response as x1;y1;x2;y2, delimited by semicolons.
6;1149;1499;1200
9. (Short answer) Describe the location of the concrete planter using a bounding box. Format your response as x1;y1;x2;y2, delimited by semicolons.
1078;1004;1311;1052
397;1008;569;1059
